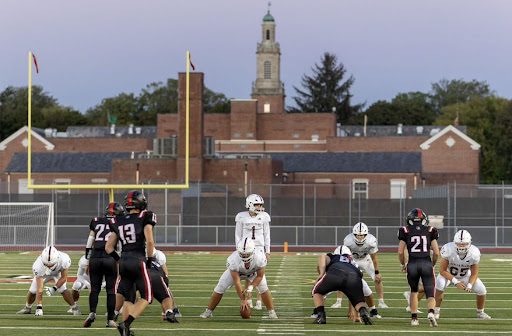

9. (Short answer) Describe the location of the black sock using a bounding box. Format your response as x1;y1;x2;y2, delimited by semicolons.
412;313;418;319
429;308;435;314
106;294;115;320
124;315;135;327
358;306;368;314
317;306;325;314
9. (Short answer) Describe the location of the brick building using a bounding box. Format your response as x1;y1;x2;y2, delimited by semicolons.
1;10;480;198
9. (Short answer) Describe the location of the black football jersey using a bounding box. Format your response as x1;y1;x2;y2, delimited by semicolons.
110;210;156;255
89;216;113;257
398;224;439;260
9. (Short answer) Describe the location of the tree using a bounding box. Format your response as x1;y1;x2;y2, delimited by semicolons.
430;78;492;114
288;52;363;123
85;93;141;126
204;88;230;114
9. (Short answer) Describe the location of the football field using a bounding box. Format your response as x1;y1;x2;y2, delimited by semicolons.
0;251;510;336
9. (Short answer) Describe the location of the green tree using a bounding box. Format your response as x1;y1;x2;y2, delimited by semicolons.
0;86;59;140
204;88;230;114
430;78;492;114
288;52;363;123
85;93;141;126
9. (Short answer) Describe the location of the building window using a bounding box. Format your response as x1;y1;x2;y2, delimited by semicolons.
264;103;270;113
18;179;34;194
264;61;271;79
352;179;369;199
390;179;407;199
54;178;71;194
266;29;270;40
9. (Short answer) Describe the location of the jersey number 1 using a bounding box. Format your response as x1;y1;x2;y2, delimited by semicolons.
119;223;137;245
411;235;428;252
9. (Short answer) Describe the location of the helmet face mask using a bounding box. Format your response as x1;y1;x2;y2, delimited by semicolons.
407;208;429;226
41;246;60;273
104;202;125;218
454;230;472;255
237;237;256;263
125;190;148;211
245;194;265;214
352;222;368;245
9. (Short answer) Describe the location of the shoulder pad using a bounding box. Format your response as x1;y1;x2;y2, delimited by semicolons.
259;212;271;222
60;252;72;270
469;245;481;262
440;242;454;258
235;212;247;222
367;234;378;247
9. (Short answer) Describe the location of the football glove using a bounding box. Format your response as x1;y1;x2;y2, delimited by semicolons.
46;286;58;296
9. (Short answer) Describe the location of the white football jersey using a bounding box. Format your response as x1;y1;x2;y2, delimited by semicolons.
33;251;71;277
226;250;267;278
77;255;88;277
235;211;271;254
440;242;480;279
154;249;167;266
343;233;378;259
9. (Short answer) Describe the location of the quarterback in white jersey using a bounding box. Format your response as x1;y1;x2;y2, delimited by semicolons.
235;194;271;310
343;222;388;308
200;238;278;319
434;230;491;320
16;246;80;316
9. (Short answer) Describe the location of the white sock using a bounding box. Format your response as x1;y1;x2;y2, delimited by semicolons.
26;303;33;308
336;298;342;303
370;306;376;310
256;300;262;304
477;309;484;313
434;307;440;313
379;298;385;303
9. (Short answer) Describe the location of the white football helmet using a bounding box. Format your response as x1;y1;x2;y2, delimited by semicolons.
41;246;60;273
454;230;472;255
246;194;265;213
237;237;256;263
333;245;352;256
352;222;369;245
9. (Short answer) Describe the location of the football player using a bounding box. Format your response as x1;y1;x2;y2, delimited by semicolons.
153;248;181;319
83;202;124;328
311;245;373;325
105;190;156;336
200;237;278;319
434;230;491;320
398;208;440;327
235;194;271;310
343;222;388;308
17;246;80;316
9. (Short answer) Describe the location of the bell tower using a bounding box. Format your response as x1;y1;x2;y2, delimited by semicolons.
251;4;285;114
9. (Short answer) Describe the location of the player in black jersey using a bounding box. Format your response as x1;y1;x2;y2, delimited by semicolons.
83;202;125;328
311;248;373;325
398;208;440;327
83;202;124;328
106;190;156;336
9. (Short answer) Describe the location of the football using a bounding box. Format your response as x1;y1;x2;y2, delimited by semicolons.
240;306;251;319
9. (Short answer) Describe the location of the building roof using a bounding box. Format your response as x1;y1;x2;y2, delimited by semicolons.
338;125;467;137
224;152;422;173
263;11;274;22
65;126;157;138
6;152;135;173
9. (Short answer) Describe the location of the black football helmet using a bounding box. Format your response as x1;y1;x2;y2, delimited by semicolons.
104;202;125;218
406;208;429;226
124;190;148;210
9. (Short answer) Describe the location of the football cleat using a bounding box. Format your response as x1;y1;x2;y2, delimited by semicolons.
310;308;318;318
165;311;179;323
370;308;382;318
434;312;440;319
106;320;118;328
428;312;438;327
312;312;326;324
359;307;373;325
117;322;130;336
477;312;491;320
67;307;74;313
72;306;82;315
173;308;182;318
35;308;43;316
254;301;262;310
268;310;278;319
83;312;96;327
200;309;213;318
406;306;423;313
378;301;389;308
330;302;342;308
411;318;419;326
16;307;32;315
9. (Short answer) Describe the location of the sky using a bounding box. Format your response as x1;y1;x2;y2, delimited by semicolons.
1;0;511;114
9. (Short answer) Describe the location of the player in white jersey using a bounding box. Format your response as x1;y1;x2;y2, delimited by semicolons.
343;222;388;308
235;194;271;310
200;237;278;319
434;230;491;320
68;255;92;314
16;246;80;316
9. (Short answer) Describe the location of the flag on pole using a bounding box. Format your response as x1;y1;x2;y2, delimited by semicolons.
190;55;195;71
32;54;39;74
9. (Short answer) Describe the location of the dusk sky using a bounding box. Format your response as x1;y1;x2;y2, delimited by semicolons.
2;0;511;114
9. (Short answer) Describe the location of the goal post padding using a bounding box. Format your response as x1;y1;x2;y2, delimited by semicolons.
0;202;54;250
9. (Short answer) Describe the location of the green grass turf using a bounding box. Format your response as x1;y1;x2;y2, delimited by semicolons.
0;251;510;335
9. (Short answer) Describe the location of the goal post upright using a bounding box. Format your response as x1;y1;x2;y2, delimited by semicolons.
27;51;192;199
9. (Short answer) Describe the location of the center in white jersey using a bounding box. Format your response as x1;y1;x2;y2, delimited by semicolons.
343;233;378;260
440;242;480;279
33;251;72;278
235;211;271;254
226;250;267;279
